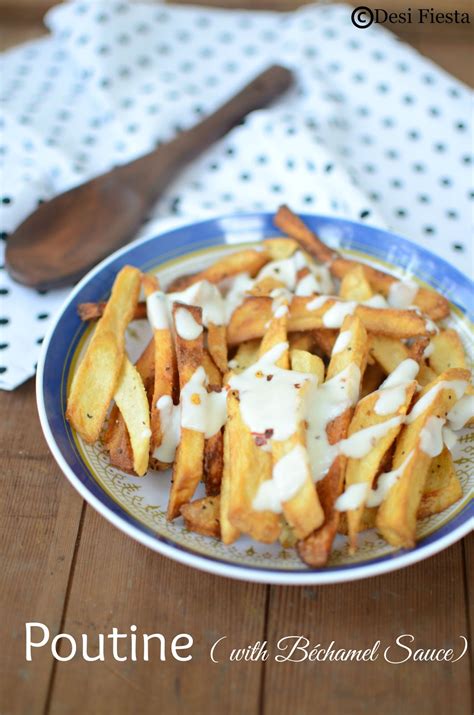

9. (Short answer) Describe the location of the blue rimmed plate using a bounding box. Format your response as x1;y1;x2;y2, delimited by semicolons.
36;213;473;584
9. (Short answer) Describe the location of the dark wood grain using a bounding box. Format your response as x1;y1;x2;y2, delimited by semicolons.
262;543;471;715
0;6;472;714
48;507;267;715
0;382;84;715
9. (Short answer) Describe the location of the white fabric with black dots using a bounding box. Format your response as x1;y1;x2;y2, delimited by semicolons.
0;1;472;390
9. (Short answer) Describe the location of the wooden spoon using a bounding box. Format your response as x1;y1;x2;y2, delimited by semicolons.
5;65;294;289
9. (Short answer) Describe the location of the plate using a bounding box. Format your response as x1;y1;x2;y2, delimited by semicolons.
36;213;474;585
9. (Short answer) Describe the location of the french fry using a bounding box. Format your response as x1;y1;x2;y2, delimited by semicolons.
142;274;177;459
298;315;368;566
203;350;224;497
361;362;385;397
258;307;289;367
219;413;240;544
274;205;450;320
166;248;270;292
229;339;261;373
429;329;468;373
418;448;463;519
376;368;470;547
227;390;281;543
311;329;337;357
272;421;324;540
339;265;373;302
181;496;221;538
339;448;463;534
167;304;205;520
113;357;151;476
105;338;155;473
227;296;430;345
344;380;417;552
288;331;315;352
290;349;325;384
369;335;410;374
207;322;228;374
67;265;141;443
263;237;299;260
78;301;147;322
268;315;324;540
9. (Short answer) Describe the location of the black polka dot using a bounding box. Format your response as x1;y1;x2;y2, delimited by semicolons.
423;226;435;235
395;208;407;218
324;163;334;173
36;313;49;320
455;121;466;132
418;194;430;204
0;232;8;241
412;163;425;173
36;337;44;345
428;106;440;117
271;184;282;193
359;209;371;219
0;288;9;295
440;177;452;187
446;209;458;220
303;195;314;204
452;243;464;252
0;367;6;374
462;155;472;165
1;197;12;205
391;179;403;189
239;172;251;181
408;130;420;140
0;318;9;325
256;155;268;165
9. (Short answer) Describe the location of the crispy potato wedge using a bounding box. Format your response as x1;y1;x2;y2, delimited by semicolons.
263;237;299;260
207;322;228;374
67;265;141;443
344;380;417;552
311;329;337;357
259;307;289;367
376;368;470;547
78;301;147;322
104;339;155;473
274;205;449;320
418;448;463;519
181;496;221;538
220;413;240;544
369;335;410;374
340;448;463;533
203;350;224;497
167;249;270;292
361;362;385;397
167;304;205;520
142;274;177;459
272;421;324;540
288;331;315;352
339;265;373;302
417;364;438;387
298;315;368;566
113;357;151;476
429;329;468;373
227;390;280;543
290;349;325;384
227;296;430;345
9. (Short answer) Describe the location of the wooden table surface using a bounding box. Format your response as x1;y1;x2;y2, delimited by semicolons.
1;3;473;714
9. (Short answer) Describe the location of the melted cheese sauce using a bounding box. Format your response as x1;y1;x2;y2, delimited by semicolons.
339;416;403;459
388;279;418;309
228;343;316;443
374;358;419;415
174;307;203;340
447;394;474;430
146;291;169;330
253;445;310;513
419;415;446;457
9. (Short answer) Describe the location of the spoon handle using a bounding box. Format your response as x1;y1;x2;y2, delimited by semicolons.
5;65;294;289
117;65;294;197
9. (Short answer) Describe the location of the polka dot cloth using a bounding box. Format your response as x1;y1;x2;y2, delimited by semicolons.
0;1;472;389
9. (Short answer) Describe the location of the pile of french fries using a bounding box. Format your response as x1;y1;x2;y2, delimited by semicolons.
68;206;473;567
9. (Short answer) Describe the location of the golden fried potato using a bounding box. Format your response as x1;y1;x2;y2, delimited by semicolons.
181;496;221;538
377;368;470;547
67;265;141;442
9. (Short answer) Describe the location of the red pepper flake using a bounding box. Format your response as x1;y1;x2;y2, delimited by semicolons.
266;374;274;382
